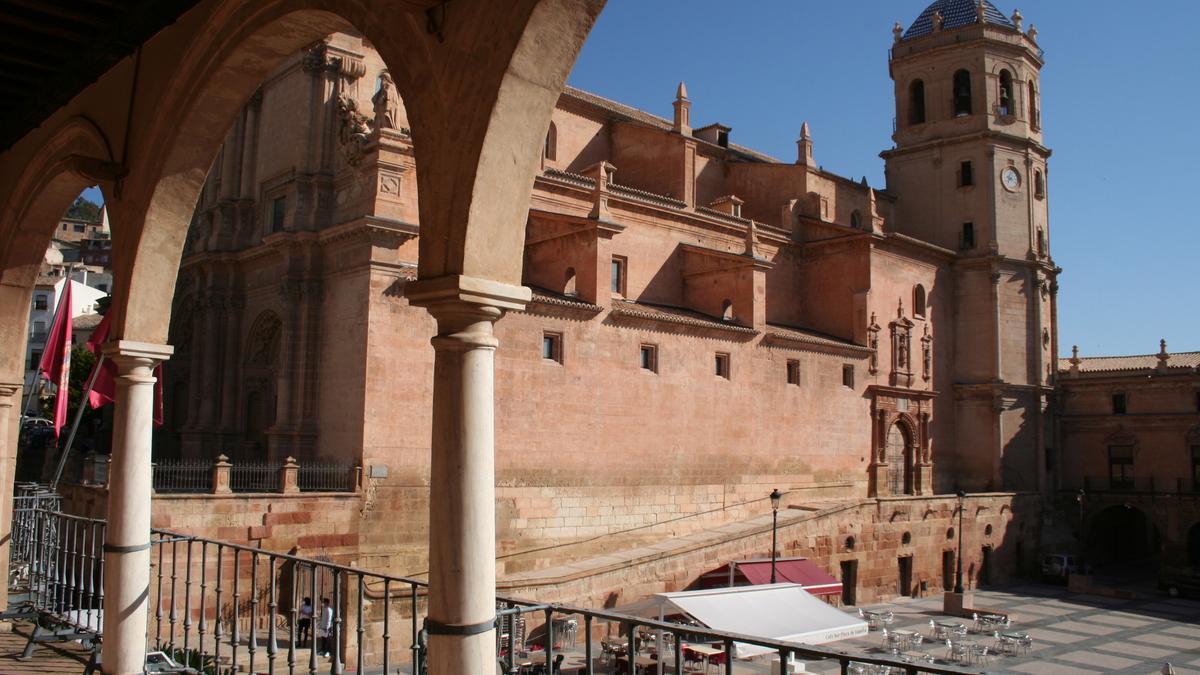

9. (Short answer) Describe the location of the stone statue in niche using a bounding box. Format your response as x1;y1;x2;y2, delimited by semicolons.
247;315;282;366
336;93;373;165
372;71;400;131
897;333;909;370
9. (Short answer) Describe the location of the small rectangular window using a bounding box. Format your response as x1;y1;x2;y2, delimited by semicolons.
33;295;47;311
270;196;286;232
786;360;800;386
639;344;657;373
542;332;562;364
74;224;85;233
29;350;41;370
611;256;627;296
715;353;730;379
1108;445;1134;489
1112;393;1127;415
842;364;855;388
959;161;973;187
960;222;975;250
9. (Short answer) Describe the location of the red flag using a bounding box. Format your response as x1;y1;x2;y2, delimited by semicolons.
37;281;74;437
86;312;165;426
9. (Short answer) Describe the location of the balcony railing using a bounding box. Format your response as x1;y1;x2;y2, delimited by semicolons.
6;502;979;675
70;456;362;495
1080;476;1198;494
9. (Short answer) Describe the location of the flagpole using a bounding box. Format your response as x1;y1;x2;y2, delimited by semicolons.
49;354;105;491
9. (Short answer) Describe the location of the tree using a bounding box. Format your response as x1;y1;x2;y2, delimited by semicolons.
66;196;102;222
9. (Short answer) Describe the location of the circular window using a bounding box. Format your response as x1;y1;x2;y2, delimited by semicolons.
845;536;856;551
902;531;912;545
946;527;955;540
985;524;993;537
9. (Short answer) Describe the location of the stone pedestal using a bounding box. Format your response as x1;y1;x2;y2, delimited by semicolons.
943;590;974;617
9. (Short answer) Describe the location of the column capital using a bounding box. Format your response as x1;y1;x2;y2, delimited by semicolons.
0;381;22;402
101;340;174;369
405;274;530;314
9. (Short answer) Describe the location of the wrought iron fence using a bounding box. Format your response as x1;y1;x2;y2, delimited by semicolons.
5;504;979;675
297;463;358;493
153;459;212;493
1080;476;1195;494
230;461;280;493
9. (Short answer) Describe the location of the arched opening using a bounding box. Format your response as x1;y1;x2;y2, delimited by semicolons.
913;284;927;318
1086;504;1159;566
241;311;281;460
953;69;973;116
544;121;558;162
998;69;1013;116
721;299;734;321
908;79;926;125
849;210;862;229
563;266;577;296
1034;170;1045;199
1028;80;1040;128
885;422;914;496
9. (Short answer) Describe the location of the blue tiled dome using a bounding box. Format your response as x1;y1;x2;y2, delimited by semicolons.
903;0;1015;39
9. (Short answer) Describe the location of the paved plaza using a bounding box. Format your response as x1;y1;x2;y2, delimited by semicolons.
818;583;1200;674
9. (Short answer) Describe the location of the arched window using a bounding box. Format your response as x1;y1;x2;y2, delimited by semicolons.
908;79;926;125
998;70;1013;116
721;299;734;321
953;69;973;116
543;122;557;162
563;267;577;296
849;210;862;229
1034;170;1045;199
885;423;914;496
1028;80;1040;128
913;285;927;318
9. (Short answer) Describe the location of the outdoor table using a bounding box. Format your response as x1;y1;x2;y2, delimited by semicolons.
684;644;724;673
617;654;658;674
890;629;916;651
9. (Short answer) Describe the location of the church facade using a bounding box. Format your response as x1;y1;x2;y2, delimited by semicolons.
89;1;1060;602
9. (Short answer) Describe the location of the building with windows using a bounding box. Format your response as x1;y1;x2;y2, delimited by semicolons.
60;0;1061;607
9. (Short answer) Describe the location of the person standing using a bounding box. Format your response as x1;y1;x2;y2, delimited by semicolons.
317;597;333;658
297;597;313;646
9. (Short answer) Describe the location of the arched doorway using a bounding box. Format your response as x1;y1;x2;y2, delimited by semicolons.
1086;504;1159;566
885;422;914;496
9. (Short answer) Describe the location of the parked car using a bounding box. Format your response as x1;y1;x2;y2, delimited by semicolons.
1158;565;1200;599
1041;554;1081;582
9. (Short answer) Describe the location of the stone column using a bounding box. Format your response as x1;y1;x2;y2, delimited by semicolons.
406;275;529;675
0;382;22;618
101;341;173;675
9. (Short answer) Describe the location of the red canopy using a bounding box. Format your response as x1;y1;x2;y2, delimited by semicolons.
696;558;842;597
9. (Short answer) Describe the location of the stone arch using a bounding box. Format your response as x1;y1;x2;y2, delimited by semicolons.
0;116;116;381
109;0;605;346
1085;503;1159;565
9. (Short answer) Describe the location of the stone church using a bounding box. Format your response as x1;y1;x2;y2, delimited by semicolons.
115;0;1059;603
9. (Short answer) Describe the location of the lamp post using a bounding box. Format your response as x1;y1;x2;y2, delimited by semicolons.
954;489;966;594
1076;488;1086;562
770;488;783;584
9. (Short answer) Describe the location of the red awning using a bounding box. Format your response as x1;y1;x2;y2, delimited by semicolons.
733;559;842;596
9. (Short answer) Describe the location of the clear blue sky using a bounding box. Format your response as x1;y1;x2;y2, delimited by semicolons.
567;1;1200;358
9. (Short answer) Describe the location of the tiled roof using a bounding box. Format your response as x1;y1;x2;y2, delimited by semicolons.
1058;351;1200;374
903;0;1014;39
561;86;779;164
72;313;103;329
764;324;873;356
527;287;603;313
608;299;757;335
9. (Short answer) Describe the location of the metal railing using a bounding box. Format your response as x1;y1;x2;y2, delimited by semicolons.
297;463;358;493
153;459;211;493
8;504;978;674
230;461;280;493
1080;476;1197;494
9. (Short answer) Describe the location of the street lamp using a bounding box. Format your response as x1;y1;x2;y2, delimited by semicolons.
954;489;966;594
1076;489;1086;562
769;488;783;584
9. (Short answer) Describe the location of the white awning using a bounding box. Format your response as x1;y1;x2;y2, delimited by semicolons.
614;583;868;658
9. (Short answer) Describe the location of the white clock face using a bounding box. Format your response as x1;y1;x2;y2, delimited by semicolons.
1002;167;1021;191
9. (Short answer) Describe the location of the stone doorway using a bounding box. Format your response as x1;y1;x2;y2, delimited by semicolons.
885;423;913;495
840;560;858;606
898;555;913;597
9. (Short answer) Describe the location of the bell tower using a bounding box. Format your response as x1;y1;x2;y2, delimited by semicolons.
882;0;1058;493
